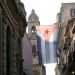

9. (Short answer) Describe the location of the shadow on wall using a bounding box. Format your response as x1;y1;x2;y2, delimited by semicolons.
23;71;27;75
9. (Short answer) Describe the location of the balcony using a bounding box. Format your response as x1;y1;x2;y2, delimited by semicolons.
68;51;75;66
62;64;67;73
63;44;67;50
72;26;75;33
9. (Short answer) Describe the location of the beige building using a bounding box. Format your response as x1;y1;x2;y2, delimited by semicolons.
55;3;75;75
27;9;46;75
28;9;40;65
0;0;27;75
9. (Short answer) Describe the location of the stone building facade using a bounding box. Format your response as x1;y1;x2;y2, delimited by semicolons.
0;0;27;75
28;9;40;65
55;3;75;75
62;18;75;75
27;9;46;75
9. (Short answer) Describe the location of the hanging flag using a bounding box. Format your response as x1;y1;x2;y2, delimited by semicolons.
36;23;59;64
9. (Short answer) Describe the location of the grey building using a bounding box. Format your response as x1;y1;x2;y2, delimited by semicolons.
0;0;27;75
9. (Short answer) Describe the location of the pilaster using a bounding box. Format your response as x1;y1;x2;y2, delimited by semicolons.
0;6;2;75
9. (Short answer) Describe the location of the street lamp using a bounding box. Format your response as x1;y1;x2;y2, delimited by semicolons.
72;71;75;75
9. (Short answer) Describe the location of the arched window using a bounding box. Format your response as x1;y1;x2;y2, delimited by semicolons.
31;26;36;34
6;26;11;75
32;45;37;56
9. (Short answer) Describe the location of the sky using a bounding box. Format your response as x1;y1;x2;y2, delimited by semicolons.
21;0;75;25
21;0;75;75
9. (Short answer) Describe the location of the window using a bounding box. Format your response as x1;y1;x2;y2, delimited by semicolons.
32;45;37;56
31;26;36;34
32;45;36;53
70;9;75;17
